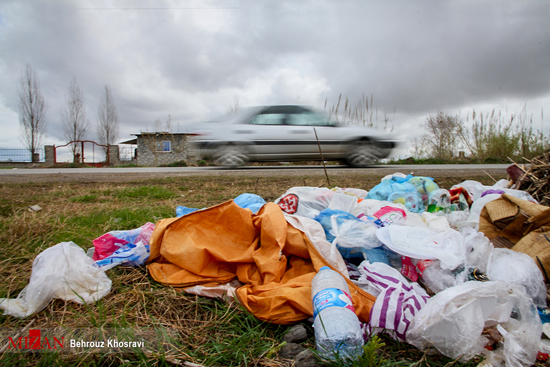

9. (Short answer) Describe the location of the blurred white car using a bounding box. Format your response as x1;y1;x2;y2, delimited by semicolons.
192;105;397;167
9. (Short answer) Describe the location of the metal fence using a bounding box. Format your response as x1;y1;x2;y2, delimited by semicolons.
119;144;137;163
0;147;44;163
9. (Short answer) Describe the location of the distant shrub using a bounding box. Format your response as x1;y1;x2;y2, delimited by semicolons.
413;107;549;164
162;160;188;167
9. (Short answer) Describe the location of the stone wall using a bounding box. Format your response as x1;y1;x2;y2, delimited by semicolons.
44;145;55;167
108;145;119;166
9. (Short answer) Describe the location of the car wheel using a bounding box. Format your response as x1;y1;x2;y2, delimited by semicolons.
346;141;379;167
213;145;248;168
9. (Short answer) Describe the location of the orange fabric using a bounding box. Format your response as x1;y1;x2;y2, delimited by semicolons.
147;201;376;325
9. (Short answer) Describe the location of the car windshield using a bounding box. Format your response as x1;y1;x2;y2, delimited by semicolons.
286;111;335;126
246;106;336;126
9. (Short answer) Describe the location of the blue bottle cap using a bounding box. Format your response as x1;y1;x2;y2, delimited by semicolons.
320;266;330;271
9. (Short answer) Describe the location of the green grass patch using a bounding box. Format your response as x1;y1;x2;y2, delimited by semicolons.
115;186;178;200
161;160;188;167
48;207;172;246
69;194;99;203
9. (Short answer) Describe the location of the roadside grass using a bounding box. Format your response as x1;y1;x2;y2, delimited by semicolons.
0;174;507;366
385;157;509;165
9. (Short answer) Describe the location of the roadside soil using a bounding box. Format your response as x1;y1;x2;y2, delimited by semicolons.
0;166;509;185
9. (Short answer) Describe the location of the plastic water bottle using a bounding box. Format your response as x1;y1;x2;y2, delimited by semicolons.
311;266;364;359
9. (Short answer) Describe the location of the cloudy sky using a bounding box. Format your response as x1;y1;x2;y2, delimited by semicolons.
1;0;549;158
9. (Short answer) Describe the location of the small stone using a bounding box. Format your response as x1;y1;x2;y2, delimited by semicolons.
282;324;309;343
28;205;42;212
278;342;305;360
295;349;322;367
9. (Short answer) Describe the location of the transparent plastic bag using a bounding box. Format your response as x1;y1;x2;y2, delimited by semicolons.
314;209;382;261
0;242;112;318
366;179;419;204
407;176;439;206
487;248;547;308
387;190;424;213
460;226;494;273
407;281;542;366
427;189;452;213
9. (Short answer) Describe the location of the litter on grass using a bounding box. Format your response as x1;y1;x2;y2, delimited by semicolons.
3;168;550;366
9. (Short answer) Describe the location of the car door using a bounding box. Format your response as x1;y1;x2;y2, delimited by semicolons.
284;109;341;160
242;108;295;160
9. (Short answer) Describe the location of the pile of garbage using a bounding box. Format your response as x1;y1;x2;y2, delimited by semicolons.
2;171;550;366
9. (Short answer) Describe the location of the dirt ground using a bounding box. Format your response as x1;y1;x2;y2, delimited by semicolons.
0;166;510;185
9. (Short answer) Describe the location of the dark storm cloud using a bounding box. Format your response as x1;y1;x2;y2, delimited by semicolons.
0;0;549;150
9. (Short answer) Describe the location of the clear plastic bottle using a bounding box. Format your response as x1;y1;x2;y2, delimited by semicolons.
311;266;364;359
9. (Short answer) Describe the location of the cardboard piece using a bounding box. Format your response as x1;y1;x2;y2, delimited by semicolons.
479;194;550;277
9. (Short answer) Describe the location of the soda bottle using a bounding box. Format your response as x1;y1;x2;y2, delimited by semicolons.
311;266;364;359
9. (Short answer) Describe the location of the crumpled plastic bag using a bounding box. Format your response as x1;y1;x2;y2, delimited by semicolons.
376;225;466;270
314;209;382;261
92;222;155;270
233;193;266;213
406;281;542;366
176;206;199;217
426;188;452;213
354;199;408;221
460;226;494;273
92;222;155;261
0;242;112;318
331;187;368;200
487;248;547;308
356;260;429;341
314;209;359;242
366;179;424;213
408;176;439;206
451;179;537;203
275;187;334;218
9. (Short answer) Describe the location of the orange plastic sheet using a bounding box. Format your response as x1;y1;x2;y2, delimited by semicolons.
147;201;376;325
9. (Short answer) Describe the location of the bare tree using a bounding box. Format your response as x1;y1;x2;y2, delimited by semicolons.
420;112;462;160
227;95;241;116
97;85;119;154
18;64;47;162
62;77;89;162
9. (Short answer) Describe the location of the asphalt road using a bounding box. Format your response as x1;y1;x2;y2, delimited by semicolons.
0;164;510;175
0;164;511;183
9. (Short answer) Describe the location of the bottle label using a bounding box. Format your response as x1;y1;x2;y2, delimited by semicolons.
312;288;355;319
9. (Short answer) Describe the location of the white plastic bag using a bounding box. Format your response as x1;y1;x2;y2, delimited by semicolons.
407;281;542;366
376;225;466;270
275;187;334;218
331;187;368;200
353;199;408;218
0;242;112;318
460;226;494;273
421;212;450;232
